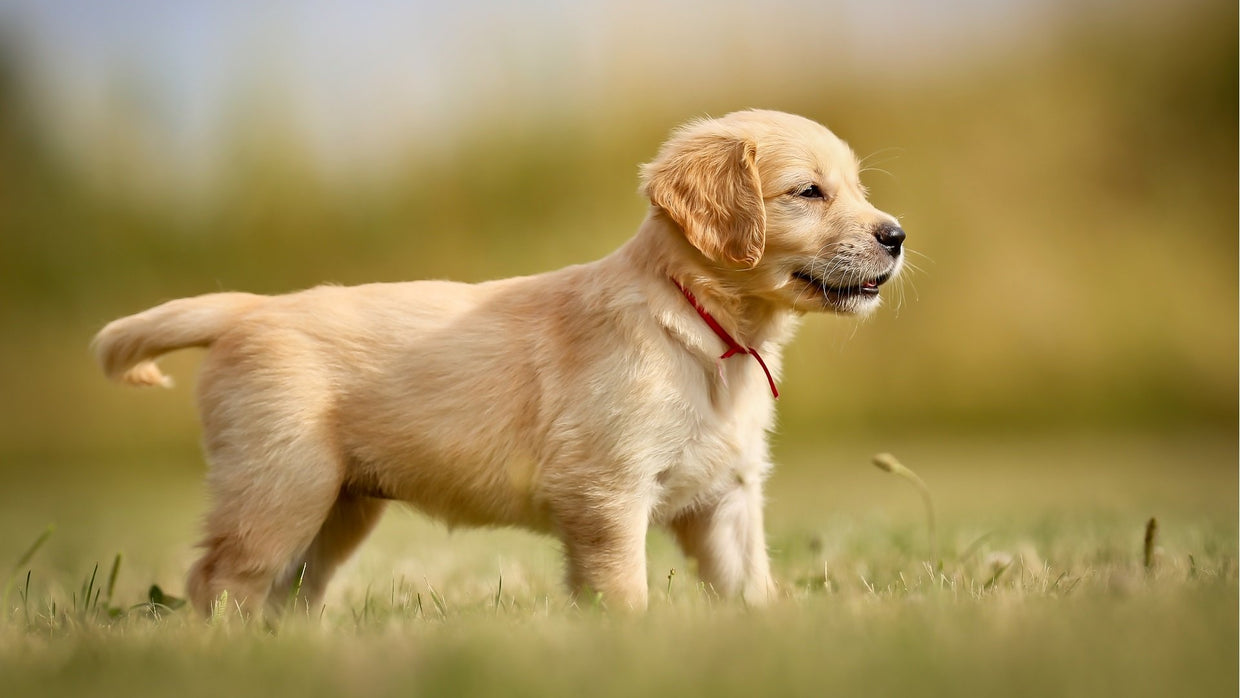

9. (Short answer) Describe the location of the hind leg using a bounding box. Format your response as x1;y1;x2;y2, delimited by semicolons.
186;432;345;617
268;493;387;615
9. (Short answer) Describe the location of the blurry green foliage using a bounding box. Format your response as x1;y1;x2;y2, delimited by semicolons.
0;2;1234;462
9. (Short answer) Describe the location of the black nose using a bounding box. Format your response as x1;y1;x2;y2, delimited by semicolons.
874;222;905;256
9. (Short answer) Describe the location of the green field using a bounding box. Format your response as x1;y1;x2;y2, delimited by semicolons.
2;432;1234;697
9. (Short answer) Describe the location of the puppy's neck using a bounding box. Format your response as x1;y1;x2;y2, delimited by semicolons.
620;210;796;350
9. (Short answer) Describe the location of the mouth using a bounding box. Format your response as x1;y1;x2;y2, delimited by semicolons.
793;269;892;301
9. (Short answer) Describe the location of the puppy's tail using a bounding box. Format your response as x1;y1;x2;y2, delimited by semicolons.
92;292;264;387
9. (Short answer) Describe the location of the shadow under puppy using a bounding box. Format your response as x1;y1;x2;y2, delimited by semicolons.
93;109;905;614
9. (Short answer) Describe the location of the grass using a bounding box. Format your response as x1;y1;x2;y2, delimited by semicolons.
0;431;1234;697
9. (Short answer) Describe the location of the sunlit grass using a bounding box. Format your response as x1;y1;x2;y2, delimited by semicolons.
1;433;1234;697
2;520;1234;698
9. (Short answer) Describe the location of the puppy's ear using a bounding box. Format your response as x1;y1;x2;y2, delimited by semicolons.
641;130;766;268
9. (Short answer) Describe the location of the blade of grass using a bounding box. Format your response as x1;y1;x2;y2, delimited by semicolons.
79;563;99;618
425;579;447;619
2;524;55;612
104;553;122;606
983;561;1011;591
872;453;938;568
285;562;308;615
20;570;32;626
1143;517;1158;574
493;571;504;613
210;590;229;626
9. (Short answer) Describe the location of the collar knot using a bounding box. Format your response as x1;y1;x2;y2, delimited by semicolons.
671;279;779;399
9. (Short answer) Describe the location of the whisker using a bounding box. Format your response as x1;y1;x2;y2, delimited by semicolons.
858;147;904;169
901;260;927;275
897;265;921;303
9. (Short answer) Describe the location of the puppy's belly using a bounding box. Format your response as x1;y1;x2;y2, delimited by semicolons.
343;446;550;531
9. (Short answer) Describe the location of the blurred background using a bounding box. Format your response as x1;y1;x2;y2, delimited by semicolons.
0;0;1234;557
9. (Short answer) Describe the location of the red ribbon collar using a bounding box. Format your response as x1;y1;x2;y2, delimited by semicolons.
671;279;779;399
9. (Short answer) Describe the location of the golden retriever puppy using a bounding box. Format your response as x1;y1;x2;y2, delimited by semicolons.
93;109;905;614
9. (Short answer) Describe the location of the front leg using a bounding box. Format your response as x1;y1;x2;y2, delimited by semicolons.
556;497;651;611
670;476;774;605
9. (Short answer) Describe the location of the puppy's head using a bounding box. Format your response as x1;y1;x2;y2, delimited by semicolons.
641;110;904;316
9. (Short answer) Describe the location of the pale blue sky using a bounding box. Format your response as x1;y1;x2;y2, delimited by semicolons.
0;0;1137;183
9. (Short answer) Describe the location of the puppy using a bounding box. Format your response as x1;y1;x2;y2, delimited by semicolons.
93;110;904;614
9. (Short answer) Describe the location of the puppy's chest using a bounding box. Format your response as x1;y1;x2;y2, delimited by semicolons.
648;410;769;521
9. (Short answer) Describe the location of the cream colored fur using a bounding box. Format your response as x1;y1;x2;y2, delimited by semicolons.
93;110;903;614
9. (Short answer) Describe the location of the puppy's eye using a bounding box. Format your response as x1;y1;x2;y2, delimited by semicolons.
796;184;824;199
